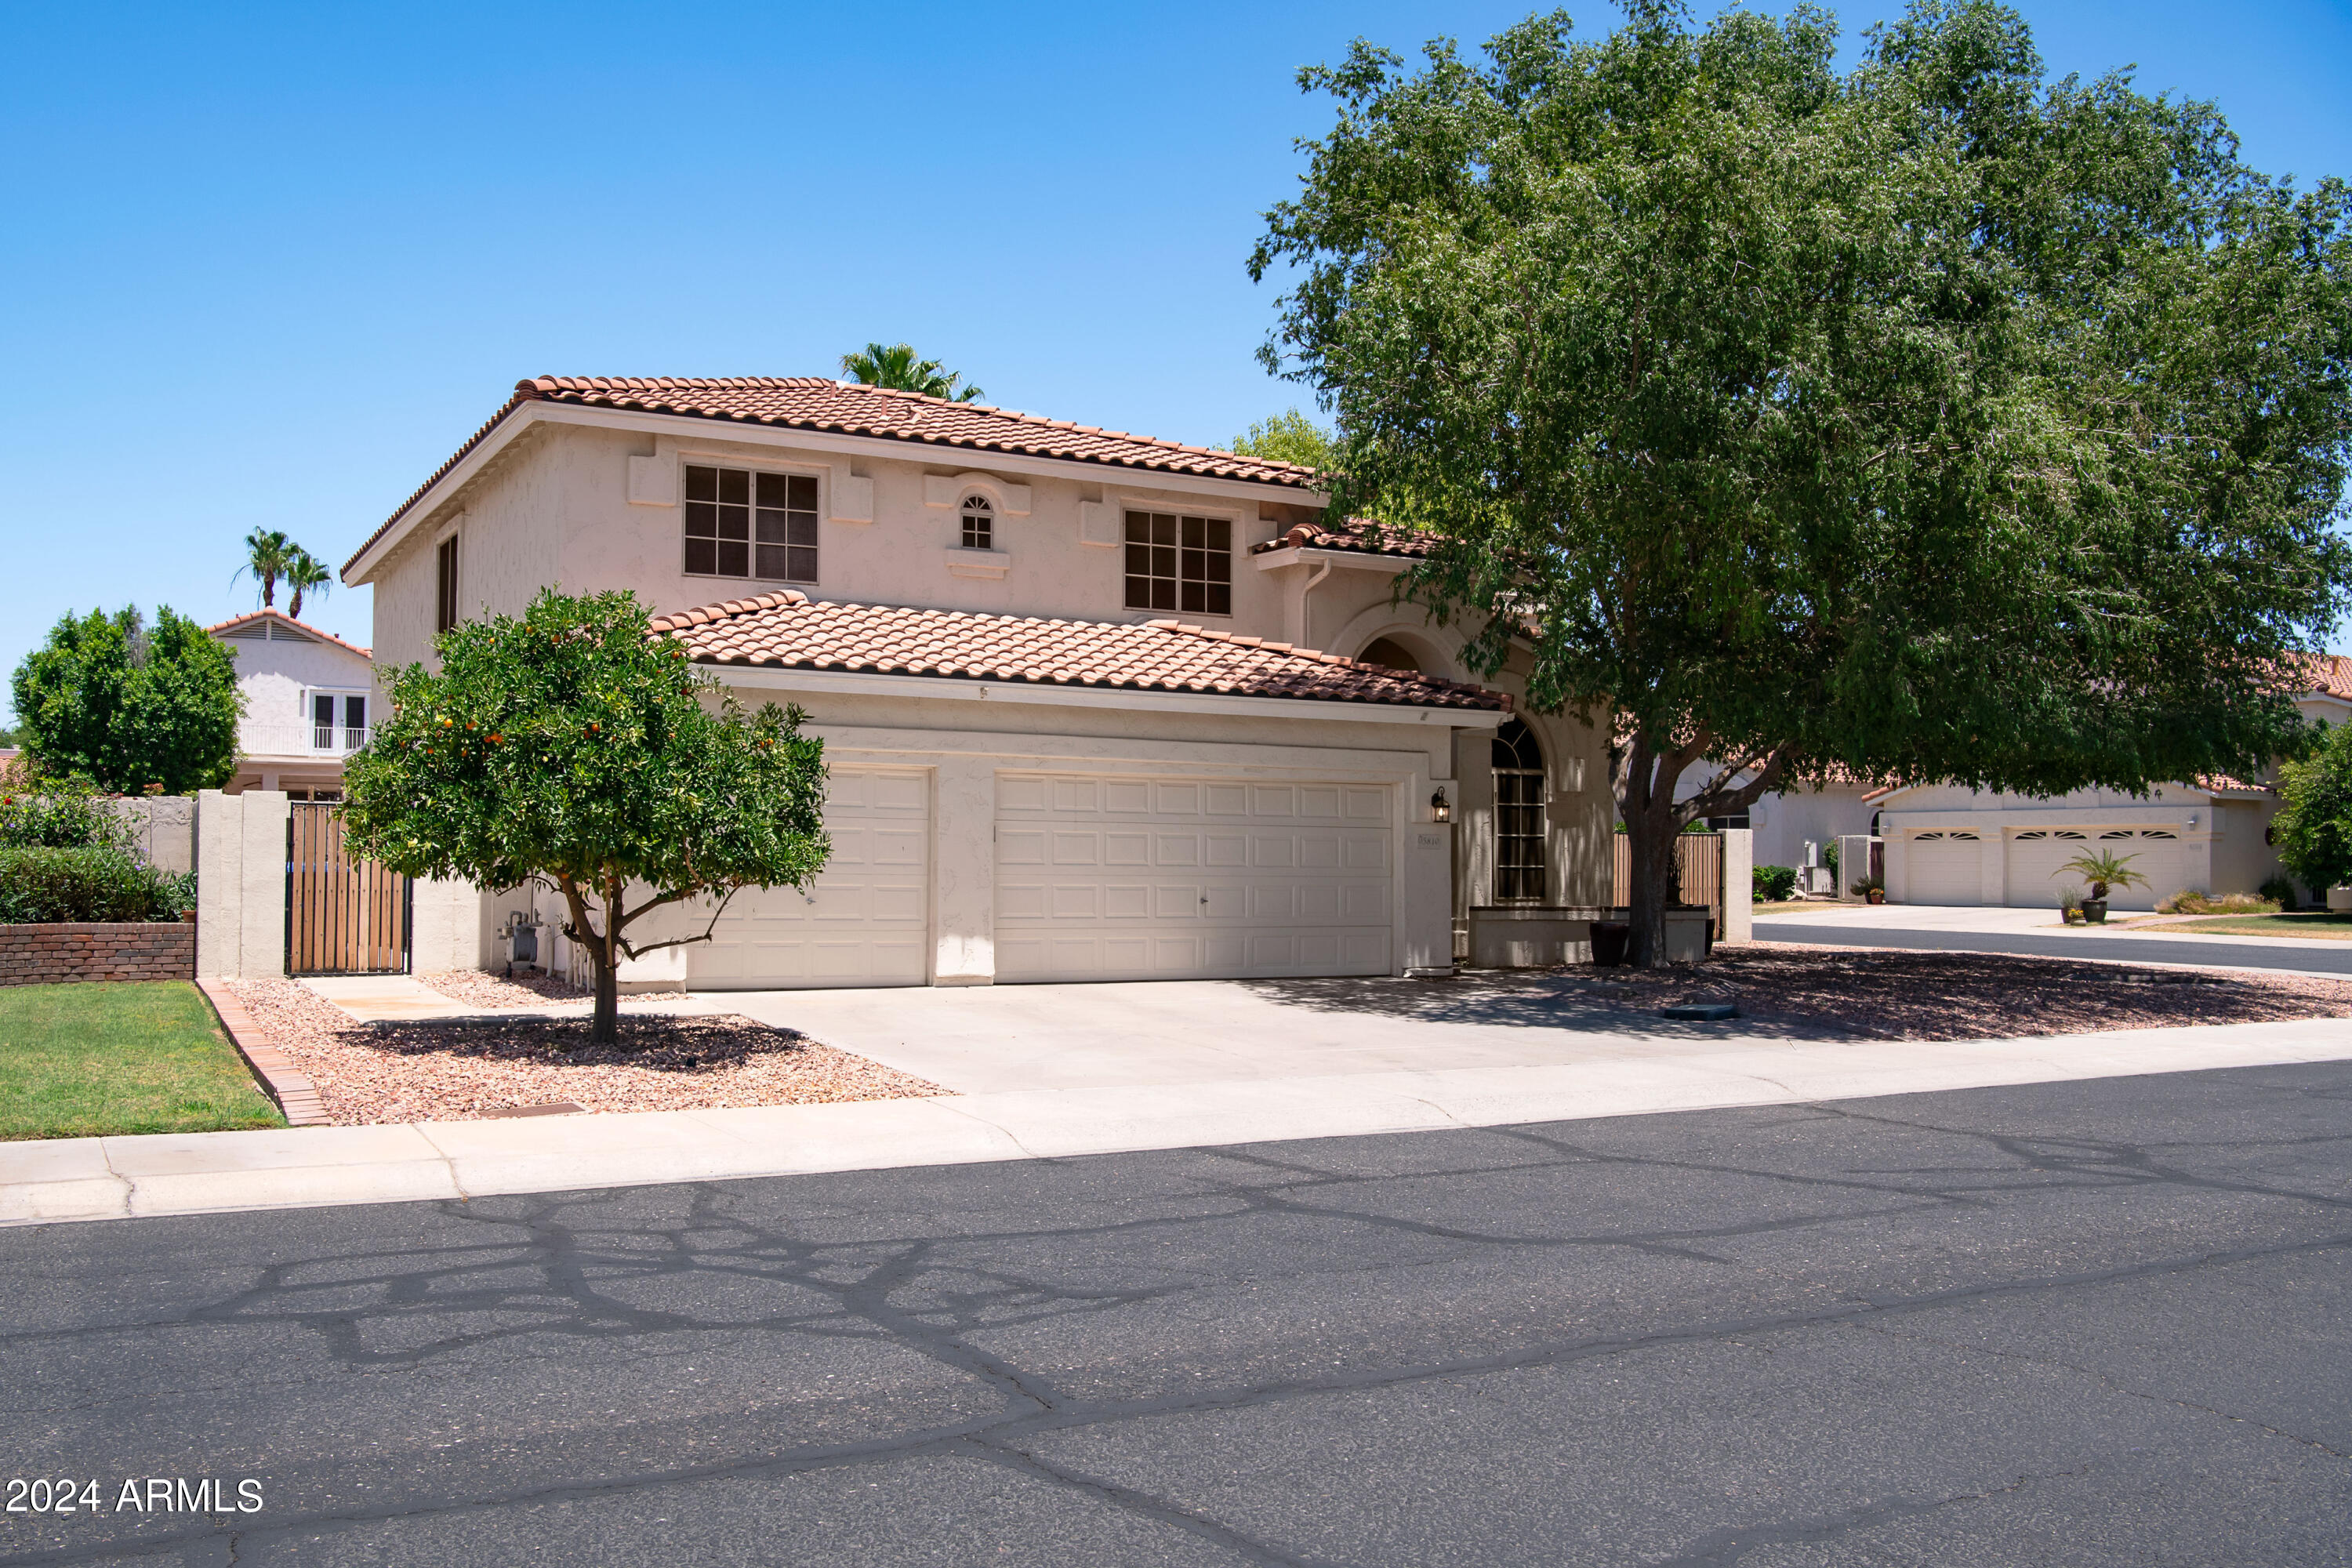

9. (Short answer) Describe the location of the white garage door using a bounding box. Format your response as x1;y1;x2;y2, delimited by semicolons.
688;768;929;988
996;772;1393;982
2006;829;2187;911
1906;831;1984;905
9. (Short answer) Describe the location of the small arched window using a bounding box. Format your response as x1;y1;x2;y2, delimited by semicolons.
1492;717;1545;901
961;494;993;550
1358;636;1421;673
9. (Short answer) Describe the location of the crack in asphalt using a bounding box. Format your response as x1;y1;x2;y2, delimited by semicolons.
9;1076;2352;1566
1639;1465;2092;1566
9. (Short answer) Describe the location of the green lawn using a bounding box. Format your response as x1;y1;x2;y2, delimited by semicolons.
2154;912;2352;941
0;982;285;1141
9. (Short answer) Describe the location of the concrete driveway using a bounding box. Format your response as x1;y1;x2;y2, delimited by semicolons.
723;974;1852;1096
1755;902;2352;976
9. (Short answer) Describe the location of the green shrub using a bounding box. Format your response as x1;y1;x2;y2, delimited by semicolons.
1822;840;1841;879
2259;873;2301;909
0;782;133;851
1753;864;1798;902
0;848;192;924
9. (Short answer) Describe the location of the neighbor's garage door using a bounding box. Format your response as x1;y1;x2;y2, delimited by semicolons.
688;768;929;988
996;772;1392;982
1905;830;1984;905
2006;829;2186;911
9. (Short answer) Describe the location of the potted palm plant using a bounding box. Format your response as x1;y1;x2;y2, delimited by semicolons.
2059;848;2147;923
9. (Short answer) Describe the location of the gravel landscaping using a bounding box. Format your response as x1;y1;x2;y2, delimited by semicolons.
1588;944;2352;1039
226;978;942;1125
417;968;595;1007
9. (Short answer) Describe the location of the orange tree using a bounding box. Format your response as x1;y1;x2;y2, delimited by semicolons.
343;590;829;1040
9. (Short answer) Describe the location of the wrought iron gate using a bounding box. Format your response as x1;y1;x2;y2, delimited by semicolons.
285;803;412;975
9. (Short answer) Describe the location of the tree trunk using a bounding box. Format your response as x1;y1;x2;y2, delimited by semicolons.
591;949;619;1043
1616;725;1693;971
1624;808;1682;968
591;876;622;1044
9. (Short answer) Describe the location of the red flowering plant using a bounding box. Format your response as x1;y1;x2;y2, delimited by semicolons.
343;589;829;1042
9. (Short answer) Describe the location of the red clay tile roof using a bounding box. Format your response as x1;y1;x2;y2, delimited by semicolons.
2298;652;2352;700
1249;518;1439;559
347;377;1326;579
205;608;373;661
647;591;1508;712
2194;772;2277;797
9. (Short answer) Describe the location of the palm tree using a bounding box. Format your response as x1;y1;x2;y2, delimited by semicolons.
2059;848;2149;905
839;342;985;404
285;548;332;620
234;528;295;608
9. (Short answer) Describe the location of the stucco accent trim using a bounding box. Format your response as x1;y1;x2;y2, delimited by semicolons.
1252;545;1416;578
713;664;1508;728
923;473;1033;516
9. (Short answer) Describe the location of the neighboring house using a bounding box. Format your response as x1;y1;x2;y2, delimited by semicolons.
343;376;1617;986
1872;657;2352;909
1667;762;1881;873
206;610;376;799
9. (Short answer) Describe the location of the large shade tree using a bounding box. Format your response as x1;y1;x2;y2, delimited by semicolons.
10;606;241;794
1252;0;2352;964
343;590;831;1040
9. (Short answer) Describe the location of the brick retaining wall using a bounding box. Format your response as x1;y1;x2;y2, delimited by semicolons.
0;922;198;986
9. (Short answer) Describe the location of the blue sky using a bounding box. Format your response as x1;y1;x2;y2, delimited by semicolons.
3;0;2348;717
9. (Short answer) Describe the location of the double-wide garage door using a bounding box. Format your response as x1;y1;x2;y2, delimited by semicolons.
2005;829;2184;911
688;768;929;988
996;771;1394;982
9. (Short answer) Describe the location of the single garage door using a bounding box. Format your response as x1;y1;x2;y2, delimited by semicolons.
996;771;1393;982
688;768;929;988
1906;830;1984;905
2007;828;2186;911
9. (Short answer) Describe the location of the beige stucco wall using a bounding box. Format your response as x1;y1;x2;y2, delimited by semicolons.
100;796;196;876
193;789;289;978
363;419;1321;688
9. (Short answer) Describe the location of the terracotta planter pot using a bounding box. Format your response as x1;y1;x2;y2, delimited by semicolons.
1591;920;1631;967
1865;888;1886;905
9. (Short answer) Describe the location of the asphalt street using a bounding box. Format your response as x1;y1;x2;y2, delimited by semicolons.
4;1063;2351;1566
1755;920;2352;976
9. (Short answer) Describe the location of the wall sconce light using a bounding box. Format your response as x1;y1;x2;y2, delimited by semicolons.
1430;788;1452;823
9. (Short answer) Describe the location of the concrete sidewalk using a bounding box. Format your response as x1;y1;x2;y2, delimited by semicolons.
7;1014;2348;1229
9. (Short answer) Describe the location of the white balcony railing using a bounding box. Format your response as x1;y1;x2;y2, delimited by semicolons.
241;722;372;757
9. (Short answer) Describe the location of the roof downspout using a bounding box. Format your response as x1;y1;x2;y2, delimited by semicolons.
1290;556;1334;650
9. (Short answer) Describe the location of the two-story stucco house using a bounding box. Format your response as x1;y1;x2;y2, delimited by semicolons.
343;376;1617;987
207;610;376;799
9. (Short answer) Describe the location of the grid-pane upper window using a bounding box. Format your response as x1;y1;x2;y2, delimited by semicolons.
684;465;818;583
1493;718;1545;902
961;495;993;550
1123;511;1230;615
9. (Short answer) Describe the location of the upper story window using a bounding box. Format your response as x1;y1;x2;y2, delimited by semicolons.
1493;717;1546;901
1124;511;1230;615
434;535;459;633
961;494;993;550
684;464;818;583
